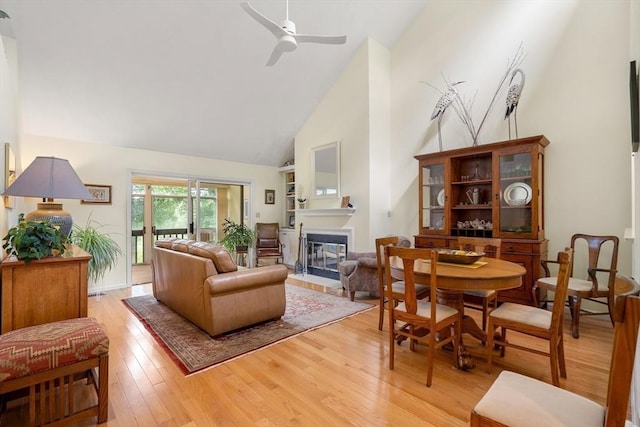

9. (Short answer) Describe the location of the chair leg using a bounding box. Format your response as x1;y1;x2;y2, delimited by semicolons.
557;331;567;379
98;353;109;423
389;317;396;370
499;328;506;357
426;331;435;387
378;296;385;331
454;318;461;370
481;299;488;332
532;283;540;307
485;319;494;374
607;293;615;326
571;296;582;339
549;338;560;386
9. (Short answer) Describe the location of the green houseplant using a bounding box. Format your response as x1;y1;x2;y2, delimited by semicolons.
70;217;122;284
219;218;255;253
2;214;68;264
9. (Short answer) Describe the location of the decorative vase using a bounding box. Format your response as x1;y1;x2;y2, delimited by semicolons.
298;203;305;209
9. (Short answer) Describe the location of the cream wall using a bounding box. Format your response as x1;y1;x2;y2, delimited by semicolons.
295;1;633;276
294;38;394;250
13;135;283;292
295;39;372;249
0;35;20;237
391;0;632;275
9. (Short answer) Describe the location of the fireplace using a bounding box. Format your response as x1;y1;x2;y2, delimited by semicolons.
305;231;350;280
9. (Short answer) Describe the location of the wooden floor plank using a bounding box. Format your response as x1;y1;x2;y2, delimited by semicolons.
0;280;615;426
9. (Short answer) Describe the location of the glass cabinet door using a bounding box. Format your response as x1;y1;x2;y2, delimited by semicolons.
497;151;534;238
419;162;446;234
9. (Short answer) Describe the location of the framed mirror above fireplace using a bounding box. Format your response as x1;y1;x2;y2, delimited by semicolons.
311;141;340;199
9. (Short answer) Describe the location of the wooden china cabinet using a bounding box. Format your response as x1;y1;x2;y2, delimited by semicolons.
414;135;549;305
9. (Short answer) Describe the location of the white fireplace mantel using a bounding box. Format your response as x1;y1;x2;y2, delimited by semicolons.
296;208;355;216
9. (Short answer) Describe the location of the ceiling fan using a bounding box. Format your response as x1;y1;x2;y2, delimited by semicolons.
240;0;347;66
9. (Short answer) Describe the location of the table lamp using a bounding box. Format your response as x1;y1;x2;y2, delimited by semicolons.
2;156;92;236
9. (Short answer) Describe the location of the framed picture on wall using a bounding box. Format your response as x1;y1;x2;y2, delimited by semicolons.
81;184;112;204
265;189;275;205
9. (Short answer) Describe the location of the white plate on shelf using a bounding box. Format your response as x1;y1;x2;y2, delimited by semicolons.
503;182;532;206
437;189;445;207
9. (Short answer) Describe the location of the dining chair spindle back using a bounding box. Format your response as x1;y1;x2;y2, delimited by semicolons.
375;236;429;331
457;237;502;332
486;248;573;387
384;246;460;387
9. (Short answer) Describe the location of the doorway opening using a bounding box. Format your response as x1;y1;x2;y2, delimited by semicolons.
130;174;250;285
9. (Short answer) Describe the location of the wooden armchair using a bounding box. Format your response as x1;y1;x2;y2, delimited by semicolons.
534;234;619;338
255;223;283;266
471;293;640;426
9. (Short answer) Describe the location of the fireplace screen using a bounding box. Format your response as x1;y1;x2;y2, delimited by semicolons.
306;234;348;279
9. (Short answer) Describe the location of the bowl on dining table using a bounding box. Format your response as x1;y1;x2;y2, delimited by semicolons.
435;248;485;264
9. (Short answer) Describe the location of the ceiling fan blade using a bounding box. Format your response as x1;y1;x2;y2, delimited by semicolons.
240;2;288;39
295;34;347;45
266;46;284;67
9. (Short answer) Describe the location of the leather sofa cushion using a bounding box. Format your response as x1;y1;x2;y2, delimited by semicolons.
170;239;193;253
155;238;180;249
189;242;237;273
155;238;238;274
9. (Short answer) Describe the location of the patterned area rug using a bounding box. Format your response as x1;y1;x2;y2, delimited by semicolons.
122;284;373;375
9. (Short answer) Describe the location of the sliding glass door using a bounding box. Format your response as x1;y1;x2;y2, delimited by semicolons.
130;175;249;268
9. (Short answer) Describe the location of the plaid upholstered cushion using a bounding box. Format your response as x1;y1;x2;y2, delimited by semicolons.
0;317;109;382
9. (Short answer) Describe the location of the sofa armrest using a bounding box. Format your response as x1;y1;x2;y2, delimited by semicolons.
347;252;376;261
357;257;378;270
207;264;288;295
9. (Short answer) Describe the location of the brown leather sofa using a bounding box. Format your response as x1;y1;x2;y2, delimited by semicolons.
152;238;288;336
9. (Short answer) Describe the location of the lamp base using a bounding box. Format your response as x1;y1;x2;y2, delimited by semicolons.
26;203;73;236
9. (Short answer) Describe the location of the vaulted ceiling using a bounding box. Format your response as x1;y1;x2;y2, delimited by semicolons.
0;0;426;167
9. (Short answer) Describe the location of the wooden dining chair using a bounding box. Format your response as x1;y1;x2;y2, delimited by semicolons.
375;236;429;331
384;246;460;387
534;234;619;338
486;248;573;387
457;237;502;332
471;293;639;426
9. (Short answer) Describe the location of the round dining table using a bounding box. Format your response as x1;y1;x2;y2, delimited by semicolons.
388;256;526;370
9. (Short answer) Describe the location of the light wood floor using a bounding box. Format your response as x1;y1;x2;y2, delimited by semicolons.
2;279;615;426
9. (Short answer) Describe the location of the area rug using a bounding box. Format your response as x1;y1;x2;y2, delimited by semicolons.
122;284;373;375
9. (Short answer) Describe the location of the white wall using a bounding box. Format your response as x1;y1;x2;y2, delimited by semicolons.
297;1;634;275
0;35;20;236
14;134;283;292
295;39;373;250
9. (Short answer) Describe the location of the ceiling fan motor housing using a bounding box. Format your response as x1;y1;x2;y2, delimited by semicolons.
280;19;296;35
278;34;297;52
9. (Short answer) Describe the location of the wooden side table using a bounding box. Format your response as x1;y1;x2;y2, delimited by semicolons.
1;245;91;333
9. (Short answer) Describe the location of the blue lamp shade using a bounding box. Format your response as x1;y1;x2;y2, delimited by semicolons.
2;156;92;235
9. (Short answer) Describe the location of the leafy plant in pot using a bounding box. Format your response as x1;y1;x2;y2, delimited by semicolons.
69;217;122;285
2;214;68;263
219;218;255;254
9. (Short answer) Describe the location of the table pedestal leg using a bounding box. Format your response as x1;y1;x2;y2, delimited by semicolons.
436;288;489;371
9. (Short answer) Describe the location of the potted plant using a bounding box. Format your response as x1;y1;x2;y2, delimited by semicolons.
219;218;255;253
2;213;68;264
297;185;307;209
70;217;122;284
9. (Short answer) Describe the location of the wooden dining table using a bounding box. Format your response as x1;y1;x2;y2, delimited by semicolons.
388;256;526;370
